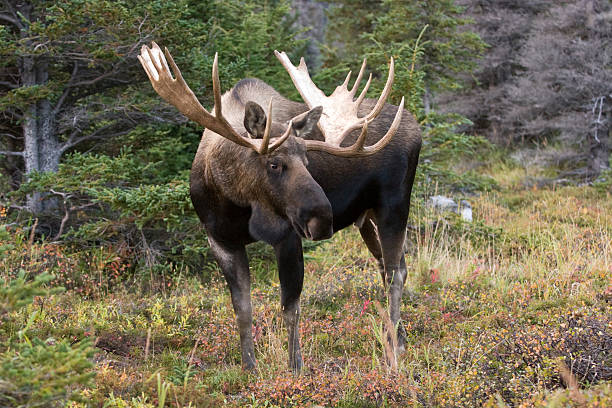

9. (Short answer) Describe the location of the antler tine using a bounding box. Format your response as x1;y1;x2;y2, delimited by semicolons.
304;97;404;158
274;50;327;109
163;46;184;82
349;58;367;97
212;53;223;119
353;119;369;151
364;57;395;122
365;96;404;153
334;58;393;145
354;73;373;109
259;99;273;154
139;43;271;152
268;122;293;153
341;70;352;90
276;50;399;149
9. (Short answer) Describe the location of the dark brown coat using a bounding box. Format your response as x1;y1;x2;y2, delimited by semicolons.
190;78;421;370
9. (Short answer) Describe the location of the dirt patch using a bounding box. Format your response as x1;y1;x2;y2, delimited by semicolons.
95;331;168;357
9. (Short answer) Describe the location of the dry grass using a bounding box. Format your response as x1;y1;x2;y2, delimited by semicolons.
1;182;611;407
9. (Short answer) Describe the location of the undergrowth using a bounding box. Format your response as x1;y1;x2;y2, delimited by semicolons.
1;167;611;407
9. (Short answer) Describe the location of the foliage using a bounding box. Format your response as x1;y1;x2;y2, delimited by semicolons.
2;182;611;407
13;141;208;277
1;0;312;275
319;2;493;197
0;270;59;316
0;270;94;407
0;0;306;193
323;0;486;94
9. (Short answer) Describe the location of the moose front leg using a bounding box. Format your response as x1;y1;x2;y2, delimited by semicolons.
208;235;256;370
274;232;305;372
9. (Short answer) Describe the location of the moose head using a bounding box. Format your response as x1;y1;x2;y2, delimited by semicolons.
138;43;403;244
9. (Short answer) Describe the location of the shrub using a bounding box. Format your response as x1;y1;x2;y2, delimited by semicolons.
0;271;94;407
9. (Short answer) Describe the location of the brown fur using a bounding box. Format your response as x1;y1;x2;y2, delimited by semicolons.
189;77;421;371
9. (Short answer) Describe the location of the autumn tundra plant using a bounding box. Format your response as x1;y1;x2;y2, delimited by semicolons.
139;42;421;370
0;269;94;406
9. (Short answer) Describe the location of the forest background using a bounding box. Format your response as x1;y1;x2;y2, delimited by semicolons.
0;1;610;407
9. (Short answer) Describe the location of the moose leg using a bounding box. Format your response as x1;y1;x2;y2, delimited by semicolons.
274;232;304;372
358;211;385;284
207;235;256;370
375;209;410;353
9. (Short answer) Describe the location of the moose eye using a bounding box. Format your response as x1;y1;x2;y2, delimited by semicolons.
268;161;282;173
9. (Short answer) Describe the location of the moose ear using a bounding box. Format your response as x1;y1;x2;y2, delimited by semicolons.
244;101;267;139
291;106;323;138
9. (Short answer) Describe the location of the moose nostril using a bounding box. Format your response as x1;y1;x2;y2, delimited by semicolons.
306;217;333;241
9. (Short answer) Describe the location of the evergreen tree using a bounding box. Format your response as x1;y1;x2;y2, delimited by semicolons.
0;0;305;213
323;0;486;102
320;0;491;195
2;1;307;270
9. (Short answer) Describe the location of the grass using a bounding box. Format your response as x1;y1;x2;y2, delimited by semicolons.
1;173;611;407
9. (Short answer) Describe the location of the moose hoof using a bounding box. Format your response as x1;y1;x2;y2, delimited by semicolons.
290;356;303;373
242;355;257;371
397;324;407;354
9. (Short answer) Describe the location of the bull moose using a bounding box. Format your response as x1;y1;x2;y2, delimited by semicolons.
138;43;422;371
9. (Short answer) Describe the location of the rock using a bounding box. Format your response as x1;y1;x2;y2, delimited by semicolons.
428;195;458;213
427;195;472;222
460;200;472;222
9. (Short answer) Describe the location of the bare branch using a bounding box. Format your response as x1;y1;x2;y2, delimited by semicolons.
8;204;28;211
68;70;117;88
48;188;71;199
0;80;18;89
53;63;78;114
54;205;70;241
60;127;131;153
137;14;148;36
2;0;24;29
2;109;23;120
0;150;24;157
0;132;22;140
49;189;71;241
0;13;18;25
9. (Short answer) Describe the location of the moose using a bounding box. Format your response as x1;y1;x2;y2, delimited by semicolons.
139;43;422;371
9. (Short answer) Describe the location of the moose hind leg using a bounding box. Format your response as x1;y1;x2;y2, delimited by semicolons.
274;232;305;372
358;211;385;285
208;235;256;370
376;210;410;353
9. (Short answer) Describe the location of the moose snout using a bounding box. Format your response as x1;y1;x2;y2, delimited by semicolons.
306;216;333;240
296;200;333;241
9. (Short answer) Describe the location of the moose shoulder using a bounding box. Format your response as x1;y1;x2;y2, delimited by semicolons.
139;43;421;371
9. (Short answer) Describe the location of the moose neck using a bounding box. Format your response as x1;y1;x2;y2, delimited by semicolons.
203;134;263;208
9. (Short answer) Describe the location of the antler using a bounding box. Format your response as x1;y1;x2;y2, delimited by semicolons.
139;42;290;154
303;97;404;157
275;51;404;156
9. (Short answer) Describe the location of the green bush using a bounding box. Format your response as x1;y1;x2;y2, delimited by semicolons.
0;271;94;407
14;143;208;280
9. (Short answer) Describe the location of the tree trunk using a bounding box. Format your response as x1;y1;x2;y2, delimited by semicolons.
588;96;610;177
18;2;61;214
423;87;432;116
21;56;60;213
